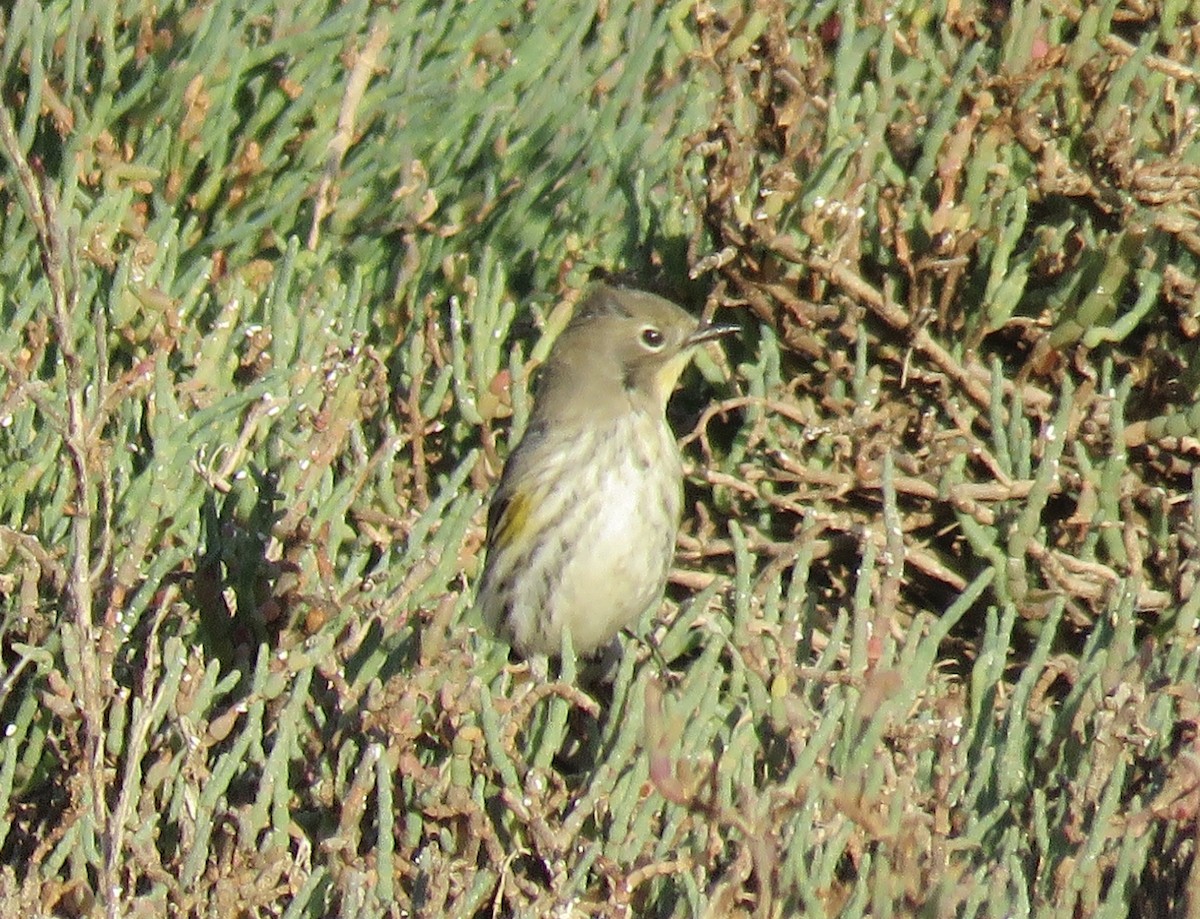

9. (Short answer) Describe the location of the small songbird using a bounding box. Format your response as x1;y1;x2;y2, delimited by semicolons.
476;283;737;660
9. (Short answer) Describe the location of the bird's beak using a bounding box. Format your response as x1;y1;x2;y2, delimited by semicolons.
688;320;740;345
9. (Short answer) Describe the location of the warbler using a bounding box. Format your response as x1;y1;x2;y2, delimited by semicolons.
477;283;737;660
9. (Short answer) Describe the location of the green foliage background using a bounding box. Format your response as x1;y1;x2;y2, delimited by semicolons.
2;0;1200;916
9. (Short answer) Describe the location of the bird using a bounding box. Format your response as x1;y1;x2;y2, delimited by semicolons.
476;283;737;661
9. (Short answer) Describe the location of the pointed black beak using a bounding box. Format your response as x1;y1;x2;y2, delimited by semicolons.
688;319;740;345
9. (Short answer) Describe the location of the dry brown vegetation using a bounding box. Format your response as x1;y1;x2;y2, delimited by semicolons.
2;1;1199;917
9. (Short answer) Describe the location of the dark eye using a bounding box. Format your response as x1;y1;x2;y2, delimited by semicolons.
640;326;665;350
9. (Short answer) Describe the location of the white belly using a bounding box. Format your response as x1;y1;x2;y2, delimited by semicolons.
498;411;684;657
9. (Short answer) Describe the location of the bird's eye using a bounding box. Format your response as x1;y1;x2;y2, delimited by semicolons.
640;326;665;350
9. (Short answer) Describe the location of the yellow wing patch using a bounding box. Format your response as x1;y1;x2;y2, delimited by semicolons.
488;489;533;554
